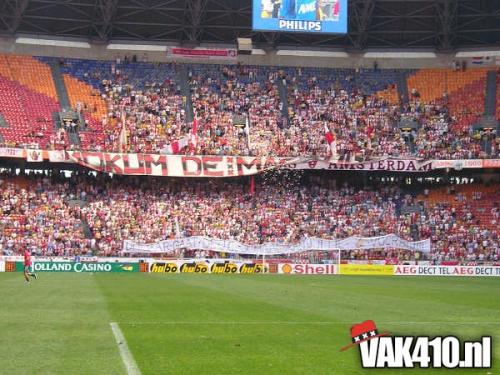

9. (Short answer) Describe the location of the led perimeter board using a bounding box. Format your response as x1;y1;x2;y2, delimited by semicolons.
253;0;347;34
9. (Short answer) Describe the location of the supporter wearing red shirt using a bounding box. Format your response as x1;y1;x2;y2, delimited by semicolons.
23;250;37;283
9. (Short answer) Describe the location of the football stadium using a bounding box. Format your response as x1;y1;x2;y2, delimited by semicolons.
0;0;499;374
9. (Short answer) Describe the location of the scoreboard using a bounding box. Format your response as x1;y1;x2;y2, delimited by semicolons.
252;0;347;34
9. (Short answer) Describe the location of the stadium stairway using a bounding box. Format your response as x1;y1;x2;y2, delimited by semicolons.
48;61;83;146
397;71;410;106
0;113;8;128
277;76;290;122
179;64;194;123
48;61;71;110
50;62;83;146
67;127;82;146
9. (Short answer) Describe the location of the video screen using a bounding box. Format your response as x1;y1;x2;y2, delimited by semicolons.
253;0;347;34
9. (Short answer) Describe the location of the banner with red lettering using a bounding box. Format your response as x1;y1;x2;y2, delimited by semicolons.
65;151;294;177
1;148;499;175
62;153;441;175
167;47;237;61
288;158;434;172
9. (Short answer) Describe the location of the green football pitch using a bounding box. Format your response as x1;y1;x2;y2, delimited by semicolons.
0;273;498;375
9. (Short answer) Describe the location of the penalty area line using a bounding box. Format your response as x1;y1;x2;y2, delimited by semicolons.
110;322;142;375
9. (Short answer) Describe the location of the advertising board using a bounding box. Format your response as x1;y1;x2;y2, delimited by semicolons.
340;264;394;276
149;260;266;274
394;265;500;277
10;262;138;273
278;263;337;275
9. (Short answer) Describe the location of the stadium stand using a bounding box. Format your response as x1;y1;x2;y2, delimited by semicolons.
189;64;284;156
0;79;61;149
0;54;63;149
0;172;497;262
0;54;58;101
406;68;489;103
0;54;498;159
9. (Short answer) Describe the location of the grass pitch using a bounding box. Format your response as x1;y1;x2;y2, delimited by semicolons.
0;273;499;375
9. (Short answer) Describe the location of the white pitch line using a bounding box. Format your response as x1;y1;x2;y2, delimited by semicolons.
110;322;142;375
116;321;500;326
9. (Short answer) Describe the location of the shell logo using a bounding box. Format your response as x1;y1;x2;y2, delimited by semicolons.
282;264;293;274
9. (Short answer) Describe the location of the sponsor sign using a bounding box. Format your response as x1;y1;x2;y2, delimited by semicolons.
210;261;240;274
394;265;500;277
342;320;491;369
340;264;394;276
0;148;25;158
279;263;337;275
0;261;4;272
168;47;237;61
253;0;348;34
14;261;138;272
238;263;266;274
150;262;181;273
483;159;500;168
149;260;266;274
432;159;483;170
5;261;16;272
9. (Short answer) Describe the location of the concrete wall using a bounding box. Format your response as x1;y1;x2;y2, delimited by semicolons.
1;36;498;69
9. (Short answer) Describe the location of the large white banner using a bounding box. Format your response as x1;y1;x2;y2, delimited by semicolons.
0;261;4;272
122;234;431;255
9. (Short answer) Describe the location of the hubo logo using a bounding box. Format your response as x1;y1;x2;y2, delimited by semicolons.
341;320;492;369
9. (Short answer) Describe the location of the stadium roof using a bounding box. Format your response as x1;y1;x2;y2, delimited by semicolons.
0;0;499;51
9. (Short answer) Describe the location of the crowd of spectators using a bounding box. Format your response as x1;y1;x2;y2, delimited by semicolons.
22;61;495;160
0;171;498;262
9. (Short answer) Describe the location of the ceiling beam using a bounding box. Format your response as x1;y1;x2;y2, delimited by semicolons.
351;0;376;50
435;0;457;50
11;0;30;33
94;0;118;40
185;0;209;43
